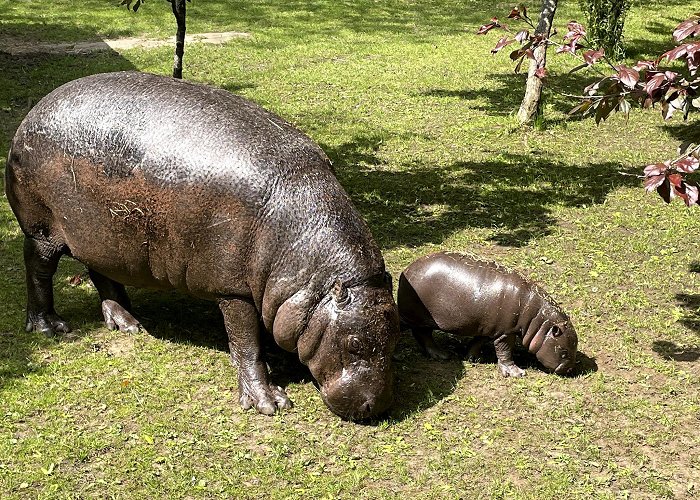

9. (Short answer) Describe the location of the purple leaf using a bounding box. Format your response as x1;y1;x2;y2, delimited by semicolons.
508;8;522;20
634;60;657;71
615;65;640;88
644;162;669;177
686;181;700;205
477;20;500;35
515;30;529;44
644;72;667;96
492;36;515;54
673;17;700;42
657;178;673;203
662;44;689;62
644;174;667;192
675;156;700;173
583;48;605;65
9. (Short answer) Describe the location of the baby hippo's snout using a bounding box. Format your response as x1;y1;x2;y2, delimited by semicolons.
554;357;576;375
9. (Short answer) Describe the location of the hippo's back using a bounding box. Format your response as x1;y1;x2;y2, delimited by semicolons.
11;71;332;191
6;72;384;302
398;252;543;336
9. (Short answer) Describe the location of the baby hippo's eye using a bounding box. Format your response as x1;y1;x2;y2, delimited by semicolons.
347;336;362;355
559;350;568;360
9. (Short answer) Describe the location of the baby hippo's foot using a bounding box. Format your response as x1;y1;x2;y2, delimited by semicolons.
413;328;450;360
498;361;526;378
26;312;71;337
101;299;141;334
239;378;293;416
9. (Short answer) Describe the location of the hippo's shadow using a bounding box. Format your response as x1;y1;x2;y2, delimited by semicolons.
127;288;314;386
130;290;470;417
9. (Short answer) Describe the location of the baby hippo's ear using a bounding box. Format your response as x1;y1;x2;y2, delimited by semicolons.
332;280;350;307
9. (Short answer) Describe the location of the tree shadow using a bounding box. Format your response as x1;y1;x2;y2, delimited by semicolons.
0;23;137;389
661;121;700;145
652;340;700;362
324;136;640;249
649;262;700;362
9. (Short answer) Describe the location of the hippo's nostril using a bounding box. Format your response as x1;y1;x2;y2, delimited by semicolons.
362;401;372;414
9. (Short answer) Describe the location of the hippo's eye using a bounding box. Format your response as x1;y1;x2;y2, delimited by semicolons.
347;336;362;354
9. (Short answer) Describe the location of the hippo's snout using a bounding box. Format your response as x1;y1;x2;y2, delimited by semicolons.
320;370;394;421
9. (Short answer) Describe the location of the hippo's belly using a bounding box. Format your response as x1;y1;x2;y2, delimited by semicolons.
43;156;254;298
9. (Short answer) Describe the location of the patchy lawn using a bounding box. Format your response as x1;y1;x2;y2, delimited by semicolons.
1;0;699;498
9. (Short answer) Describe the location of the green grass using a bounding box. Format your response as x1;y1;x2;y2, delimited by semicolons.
2;0;700;498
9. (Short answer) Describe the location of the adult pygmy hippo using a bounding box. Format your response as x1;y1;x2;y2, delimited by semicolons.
5;71;400;421
397;252;577;376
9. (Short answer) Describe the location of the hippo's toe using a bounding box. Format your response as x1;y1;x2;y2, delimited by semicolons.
25;313;71;337
498;362;526;378
239;382;293;416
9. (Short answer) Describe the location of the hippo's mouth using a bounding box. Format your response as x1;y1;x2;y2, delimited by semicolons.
554;360;575;375
319;378;392;422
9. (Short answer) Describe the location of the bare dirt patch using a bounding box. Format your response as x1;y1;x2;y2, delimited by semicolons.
0;31;251;56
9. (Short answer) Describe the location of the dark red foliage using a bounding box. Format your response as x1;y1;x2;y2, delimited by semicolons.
480;6;700;206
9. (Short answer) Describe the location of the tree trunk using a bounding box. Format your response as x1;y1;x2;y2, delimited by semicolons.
171;0;186;79
517;0;558;125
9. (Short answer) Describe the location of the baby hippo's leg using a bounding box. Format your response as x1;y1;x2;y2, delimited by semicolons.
89;269;141;334
412;327;450;360
494;332;526;377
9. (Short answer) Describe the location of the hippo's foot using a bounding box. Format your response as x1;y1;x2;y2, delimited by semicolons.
238;380;293;416
101;299;141;334
466;337;487;362
25;312;71;337
424;344;451;360
498;361;526;378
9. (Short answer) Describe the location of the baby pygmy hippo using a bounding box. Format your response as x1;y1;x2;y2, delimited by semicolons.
397;252;577;377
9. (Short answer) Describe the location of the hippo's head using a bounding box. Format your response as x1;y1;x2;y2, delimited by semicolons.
529;312;578;375
274;277;400;420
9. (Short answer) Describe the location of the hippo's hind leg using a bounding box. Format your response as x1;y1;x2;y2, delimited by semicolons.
88;269;141;334
466;336;488;362
412;327;450;360
494;332;526;377
23;236;71;336
219;298;292;416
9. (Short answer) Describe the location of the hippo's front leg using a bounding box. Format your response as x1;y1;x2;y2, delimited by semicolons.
494;332;526;377
219;298;293;415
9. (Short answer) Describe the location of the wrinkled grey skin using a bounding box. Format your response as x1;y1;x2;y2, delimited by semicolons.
397;252;577;376
5;71;400;420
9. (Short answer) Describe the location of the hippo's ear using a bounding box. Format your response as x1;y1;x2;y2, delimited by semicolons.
332;280;350;307
273;290;316;352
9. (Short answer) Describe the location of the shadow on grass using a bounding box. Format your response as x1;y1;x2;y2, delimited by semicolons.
652;340;700;362
421;69;602;122
650;262;700;362
325;137;640;249
0;23;137;389
124;289;465;419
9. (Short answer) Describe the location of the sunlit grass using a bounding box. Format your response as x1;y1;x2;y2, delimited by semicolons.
1;0;699;498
